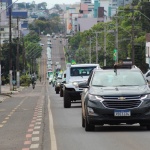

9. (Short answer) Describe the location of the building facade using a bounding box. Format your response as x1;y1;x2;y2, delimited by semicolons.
108;0;133;17
81;0;92;4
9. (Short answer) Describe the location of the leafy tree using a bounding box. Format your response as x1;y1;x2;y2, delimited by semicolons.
38;2;47;10
66;1;149;69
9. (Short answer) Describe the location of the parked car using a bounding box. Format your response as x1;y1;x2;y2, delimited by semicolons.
79;60;150;131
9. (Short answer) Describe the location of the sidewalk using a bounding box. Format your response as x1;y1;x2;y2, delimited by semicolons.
0;85;25;102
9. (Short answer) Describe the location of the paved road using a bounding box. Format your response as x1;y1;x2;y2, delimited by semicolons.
51;37;66;71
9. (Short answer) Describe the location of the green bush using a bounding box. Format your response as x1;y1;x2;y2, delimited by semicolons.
20;75;31;86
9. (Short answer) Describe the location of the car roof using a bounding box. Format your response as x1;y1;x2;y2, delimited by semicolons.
93;66;141;72
70;64;100;67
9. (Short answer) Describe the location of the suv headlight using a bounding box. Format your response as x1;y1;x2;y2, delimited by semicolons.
88;94;104;102
72;82;78;88
141;94;150;100
57;82;60;85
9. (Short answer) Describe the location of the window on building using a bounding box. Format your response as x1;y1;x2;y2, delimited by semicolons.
0;28;4;31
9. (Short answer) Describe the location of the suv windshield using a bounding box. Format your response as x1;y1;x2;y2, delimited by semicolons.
92;70;146;87
58;73;62;78
70;67;96;76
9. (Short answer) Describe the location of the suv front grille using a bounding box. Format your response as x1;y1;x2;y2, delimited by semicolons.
102;100;141;109
102;95;141;100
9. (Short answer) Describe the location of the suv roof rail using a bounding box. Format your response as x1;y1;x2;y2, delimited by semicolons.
102;65;132;69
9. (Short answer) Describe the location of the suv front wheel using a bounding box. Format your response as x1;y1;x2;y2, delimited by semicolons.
85;113;95;131
64;90;71;108
60;88;63;97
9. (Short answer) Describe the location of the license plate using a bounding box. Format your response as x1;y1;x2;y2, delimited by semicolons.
114;109;131;116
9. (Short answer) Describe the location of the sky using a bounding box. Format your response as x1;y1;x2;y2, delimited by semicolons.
13;0;82;9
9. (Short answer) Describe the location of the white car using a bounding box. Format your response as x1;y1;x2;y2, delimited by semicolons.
39;43;44;46
47;34;50;37
49;75;53;84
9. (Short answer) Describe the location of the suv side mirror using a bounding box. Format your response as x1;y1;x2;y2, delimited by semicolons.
62;80;66;84
64;74;66;78
78;81;88;88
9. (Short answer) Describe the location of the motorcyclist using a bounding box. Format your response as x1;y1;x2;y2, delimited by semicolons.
31;75;36;85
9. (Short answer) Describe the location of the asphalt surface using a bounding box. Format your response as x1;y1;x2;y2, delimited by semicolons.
49;84;150;150
51;37;66;71
1;35;150;150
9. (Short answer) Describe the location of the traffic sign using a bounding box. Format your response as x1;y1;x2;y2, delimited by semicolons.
113;49;117;61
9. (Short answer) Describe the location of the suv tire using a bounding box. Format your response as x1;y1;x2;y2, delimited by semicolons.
85;116;95;131
56;89;59;94
64;90;71;108
147;125;150;130
60;88;63;97
82;113;85;128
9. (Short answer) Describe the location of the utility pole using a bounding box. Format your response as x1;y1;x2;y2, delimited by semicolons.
104;26;107;66
131;6;135;65
115;9;119;63
0;0;2;94
89;38;91;63
9;7;13;90
22;37;26;73
16;17;20;88
96;32;98;64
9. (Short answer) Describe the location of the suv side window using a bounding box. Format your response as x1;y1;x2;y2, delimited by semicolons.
87;70;93;85
146;72;150;77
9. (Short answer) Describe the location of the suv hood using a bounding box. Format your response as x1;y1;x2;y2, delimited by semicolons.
69;76;88;83
90;85;150;96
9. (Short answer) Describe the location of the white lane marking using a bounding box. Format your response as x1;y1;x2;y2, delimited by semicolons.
32;137;40;141
34;126;41;129
48;95;57;150
37;116;42;118
35;122;41;125
30;144;39;148
33;131;40;134
36;118;42;121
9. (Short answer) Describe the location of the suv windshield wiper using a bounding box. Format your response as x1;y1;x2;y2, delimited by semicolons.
92;85;106;87
116;85;140;86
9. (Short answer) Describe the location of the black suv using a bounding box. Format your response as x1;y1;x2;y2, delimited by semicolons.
79;63;150;131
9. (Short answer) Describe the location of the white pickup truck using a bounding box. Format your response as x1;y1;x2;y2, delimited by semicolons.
63;63;100;108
